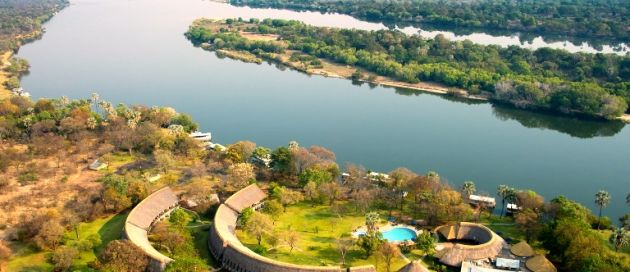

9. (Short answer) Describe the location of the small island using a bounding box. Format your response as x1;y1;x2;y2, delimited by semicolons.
186;18;630;122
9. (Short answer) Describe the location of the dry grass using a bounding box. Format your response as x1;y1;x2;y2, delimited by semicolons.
0;51;13;100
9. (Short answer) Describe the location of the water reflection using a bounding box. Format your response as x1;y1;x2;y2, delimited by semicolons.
493;106;625;138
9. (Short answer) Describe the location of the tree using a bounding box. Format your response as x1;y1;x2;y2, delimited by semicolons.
461;181;476;198
516;190;544;211
299;166;333;186
262;199;283;223
365;212;380;232
154;149;175;173
515;209;540;242
497;185;515;218
98;240;149;272
319;182;343;205
609;227;629;252
415;231;435;256
388;167;416;212
52;246;79;271
226;163;255;191
356;231;383;258
270;147;292;174
245;212;273;245
283;230;300;253
626;193;630;206
377;242;400;272
336;237;354;266
304;181;320;204
594;190;610;229
34;220;65;250
278;189;304;211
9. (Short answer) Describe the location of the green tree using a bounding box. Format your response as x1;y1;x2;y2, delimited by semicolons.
594;190;611;229
270;147;292;174
356;231;383;258
461;181;476;198
365;212;380;232
415;231;436;256
262;199;283;223
609;227;629;252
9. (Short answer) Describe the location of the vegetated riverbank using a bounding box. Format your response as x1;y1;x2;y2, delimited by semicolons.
186;18;630;122
192;19;488;101
229;0;630;46
0;0;69;97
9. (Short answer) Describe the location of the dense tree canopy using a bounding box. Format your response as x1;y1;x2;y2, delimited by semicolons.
230;0;630;43
0;0;68;52
187;19;630;119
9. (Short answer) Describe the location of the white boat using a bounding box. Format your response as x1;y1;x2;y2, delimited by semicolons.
189;131;212;142
10;87;31;98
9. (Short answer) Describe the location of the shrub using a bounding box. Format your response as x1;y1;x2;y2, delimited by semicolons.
18;170;38;185
252;245;267;255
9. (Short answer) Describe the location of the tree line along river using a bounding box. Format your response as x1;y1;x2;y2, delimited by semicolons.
16;0;630;220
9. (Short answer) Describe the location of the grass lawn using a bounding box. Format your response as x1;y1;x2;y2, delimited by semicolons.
236;202;409;272
8;212;127;272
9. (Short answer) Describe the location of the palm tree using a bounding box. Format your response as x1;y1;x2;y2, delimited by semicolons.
365;212;380;233
626;192;629;206
497;185;516;217
595;190;611;229
461;181;476;198
609;227;629;252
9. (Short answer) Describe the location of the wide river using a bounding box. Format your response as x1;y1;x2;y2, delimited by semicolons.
18;0;630;219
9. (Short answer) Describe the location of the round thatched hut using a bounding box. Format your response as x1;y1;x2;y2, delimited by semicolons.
433;222;506;267
526;255;557;272
510;241;535;257
398;261;430;272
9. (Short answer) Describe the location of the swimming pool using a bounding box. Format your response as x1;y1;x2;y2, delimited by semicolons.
381;227;417;242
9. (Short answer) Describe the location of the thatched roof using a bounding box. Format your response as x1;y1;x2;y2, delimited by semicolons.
398;261;430;272
127;187;178;230
348;265;377;272
510;241;534;257
526;255;557;272
224;184;267;213
434;222;506;267
124;187;178;266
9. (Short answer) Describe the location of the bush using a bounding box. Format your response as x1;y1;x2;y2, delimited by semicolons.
252;245;267;255
592;216;613;230
18;170;38;185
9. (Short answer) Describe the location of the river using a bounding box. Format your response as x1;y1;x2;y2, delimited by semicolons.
17;0;630;220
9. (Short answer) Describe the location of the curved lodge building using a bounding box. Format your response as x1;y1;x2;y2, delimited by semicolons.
124;187;179;272
434;222;506;267
209;184;377;272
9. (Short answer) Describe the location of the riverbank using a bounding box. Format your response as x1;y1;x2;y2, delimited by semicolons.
618;114;630;123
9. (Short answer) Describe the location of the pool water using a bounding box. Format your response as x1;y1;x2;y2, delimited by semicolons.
381;227;417;242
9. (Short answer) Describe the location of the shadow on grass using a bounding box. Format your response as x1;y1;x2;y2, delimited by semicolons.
95;212;128;255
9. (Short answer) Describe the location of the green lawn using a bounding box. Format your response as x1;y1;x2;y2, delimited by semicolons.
8;213;127;272
236;202;409;272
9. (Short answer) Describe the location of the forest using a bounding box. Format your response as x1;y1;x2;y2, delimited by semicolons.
229;0;630;43
186;18;630;120
0;0;68;52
